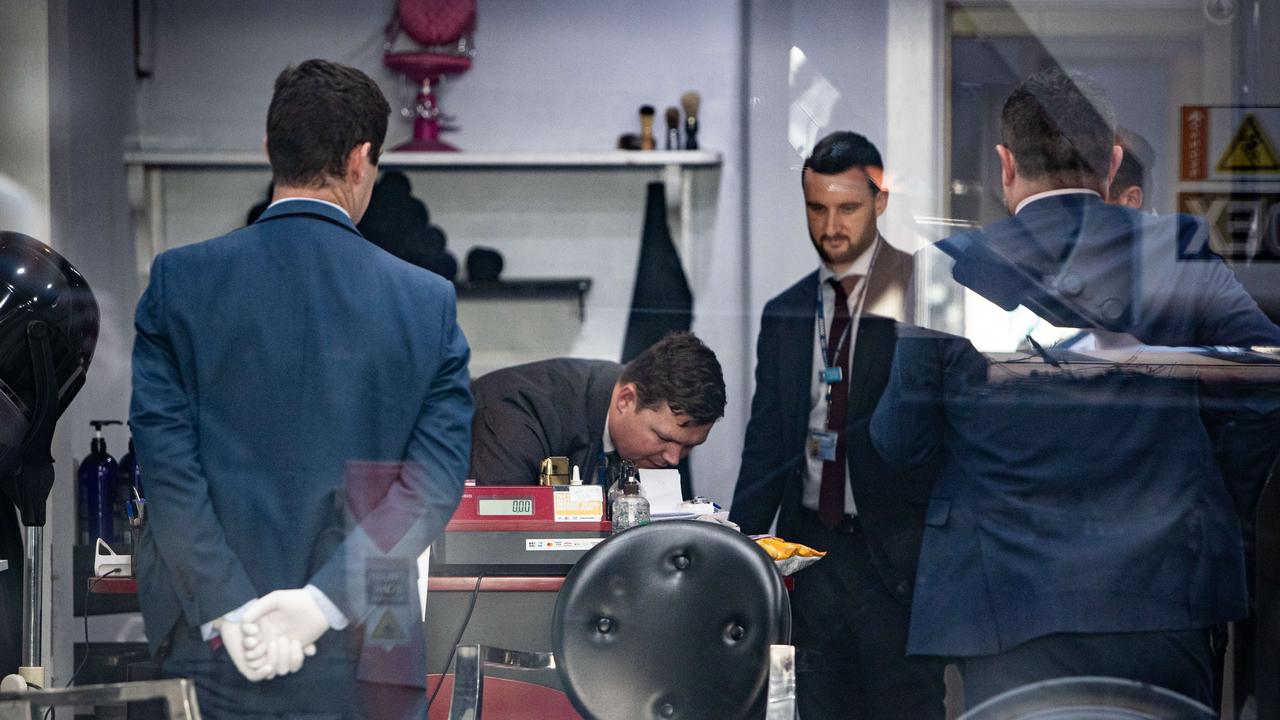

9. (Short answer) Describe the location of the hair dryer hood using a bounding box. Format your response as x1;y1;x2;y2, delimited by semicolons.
0;232;98;419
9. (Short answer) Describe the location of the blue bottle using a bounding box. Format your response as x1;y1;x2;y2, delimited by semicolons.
120;438;141;497
78;420;121;545
116;438;140;545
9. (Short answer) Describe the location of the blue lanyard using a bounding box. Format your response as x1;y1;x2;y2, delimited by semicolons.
814;240;881;411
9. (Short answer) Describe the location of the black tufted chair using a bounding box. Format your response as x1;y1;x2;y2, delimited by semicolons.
958;677;1217;719
448;520;795;720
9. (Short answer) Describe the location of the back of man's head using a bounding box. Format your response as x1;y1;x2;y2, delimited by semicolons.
1109;126;1155;205
1001;67;1116;191
803;131;884;193
267;59;390;189
619;331;726;426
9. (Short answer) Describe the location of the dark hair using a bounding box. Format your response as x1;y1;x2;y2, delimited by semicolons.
1001;67;1116;190
619;331;725;426
1109;126;1155;199
267;59;390;188
803;131;883;194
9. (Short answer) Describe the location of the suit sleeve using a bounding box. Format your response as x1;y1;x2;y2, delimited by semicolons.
129;253;257;626
729;310;793;534
870;334;946;469
1184;219;1280;346
309;288;472;623
1200;381;1280;545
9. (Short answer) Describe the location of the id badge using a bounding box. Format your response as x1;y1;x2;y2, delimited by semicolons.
807;430;838;462
820;366;843;384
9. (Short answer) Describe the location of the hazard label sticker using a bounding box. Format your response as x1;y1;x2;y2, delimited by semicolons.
1216;114;1280;173
370;609;408;642
1182;106;1280;181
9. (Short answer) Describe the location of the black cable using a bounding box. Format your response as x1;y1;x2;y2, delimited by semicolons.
425;572;485;712
41;569;122;720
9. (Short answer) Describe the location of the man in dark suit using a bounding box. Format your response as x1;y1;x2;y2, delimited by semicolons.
468;331;725;486
130;59;472;719
870;331;1266;709
940;71;1280;350
729;131;944;720
871;66;1280;709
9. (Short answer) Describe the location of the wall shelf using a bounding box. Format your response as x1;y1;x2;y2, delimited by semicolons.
124;149;722;169
126;149;722;282
455;278;592;321
124;150;721;376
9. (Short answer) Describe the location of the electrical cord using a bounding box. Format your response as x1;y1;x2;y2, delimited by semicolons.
425;572;485;712
40;568;123;720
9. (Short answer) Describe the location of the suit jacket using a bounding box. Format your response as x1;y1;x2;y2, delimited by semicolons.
871;328;1251;657
729;244;936;603
470;358;621;485
941;193;1280;347
130;200;472;687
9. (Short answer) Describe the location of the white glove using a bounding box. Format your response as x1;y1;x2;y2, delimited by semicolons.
214;618;276;682
243;610;317;676
242;588;331;650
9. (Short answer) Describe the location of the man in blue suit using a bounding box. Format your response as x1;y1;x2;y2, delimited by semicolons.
130;59;472;719
871;67;1280;709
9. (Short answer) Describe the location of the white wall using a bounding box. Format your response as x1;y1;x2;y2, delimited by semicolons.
0;0;52;242
744;0;889;337
0;0;58;685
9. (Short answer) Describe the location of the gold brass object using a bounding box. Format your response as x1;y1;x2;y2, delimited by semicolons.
539;456;571;486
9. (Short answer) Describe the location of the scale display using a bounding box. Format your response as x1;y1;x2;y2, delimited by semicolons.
477;497;535;516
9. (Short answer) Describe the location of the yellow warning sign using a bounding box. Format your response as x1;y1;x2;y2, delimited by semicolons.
1216;113;1280;173
370;609;407;642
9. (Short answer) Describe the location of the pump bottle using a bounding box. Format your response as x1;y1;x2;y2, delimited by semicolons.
611;477;650;534
78;420;121;545
116;438;140;545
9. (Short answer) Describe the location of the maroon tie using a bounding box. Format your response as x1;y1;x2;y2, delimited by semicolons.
819;277;856;529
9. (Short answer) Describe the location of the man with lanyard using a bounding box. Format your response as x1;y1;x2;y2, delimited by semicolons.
729;131;944;719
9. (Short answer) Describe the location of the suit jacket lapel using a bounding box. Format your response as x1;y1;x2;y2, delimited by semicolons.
847;316;893;418
584;364;622;483
779;273;819;442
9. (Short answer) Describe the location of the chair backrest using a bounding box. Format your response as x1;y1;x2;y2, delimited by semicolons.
552;520;790;720
396;0;475;46
958;677;1217;719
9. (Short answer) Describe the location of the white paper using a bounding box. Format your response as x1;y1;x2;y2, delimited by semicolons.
416;546;430;619
637;468;684;514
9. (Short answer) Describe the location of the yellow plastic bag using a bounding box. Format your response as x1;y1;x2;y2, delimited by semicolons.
754;536;826;575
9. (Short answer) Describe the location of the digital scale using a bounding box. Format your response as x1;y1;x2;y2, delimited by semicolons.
430;483;611;575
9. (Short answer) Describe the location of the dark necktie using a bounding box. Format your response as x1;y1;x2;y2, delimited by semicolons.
819;276;858;528
603;450;622;486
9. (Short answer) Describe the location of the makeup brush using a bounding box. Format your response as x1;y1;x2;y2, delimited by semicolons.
639;105;656;151
681;91;700;150
665;106;681;150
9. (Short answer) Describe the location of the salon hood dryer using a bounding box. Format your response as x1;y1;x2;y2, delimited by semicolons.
0;231;99;690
